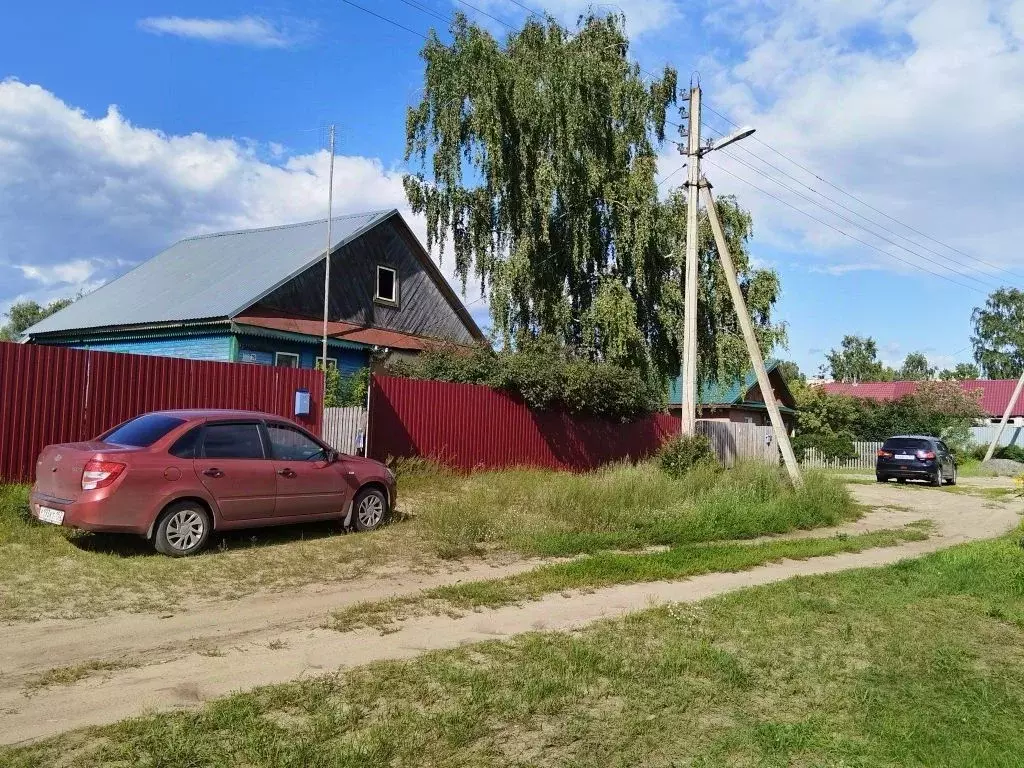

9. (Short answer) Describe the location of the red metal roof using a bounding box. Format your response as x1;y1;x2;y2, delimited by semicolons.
819;379;1024;418
233;310;463;352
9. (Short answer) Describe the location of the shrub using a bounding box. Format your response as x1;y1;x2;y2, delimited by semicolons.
387;336;662;421
969;444;1024;463
657;434;719;478
996;445;1024;463
320;364;370;408
791;432;857;463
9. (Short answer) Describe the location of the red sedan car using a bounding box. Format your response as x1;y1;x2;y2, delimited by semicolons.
29;410;396;556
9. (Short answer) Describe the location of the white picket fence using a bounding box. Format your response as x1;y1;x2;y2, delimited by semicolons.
801;441;883;470
696;420;780;466
323;406;367;455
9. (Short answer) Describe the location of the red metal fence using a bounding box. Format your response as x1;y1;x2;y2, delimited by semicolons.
0;343;324;483
368;375;678;471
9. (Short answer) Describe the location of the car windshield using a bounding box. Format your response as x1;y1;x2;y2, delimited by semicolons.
882;438;933;451
102;414;186;447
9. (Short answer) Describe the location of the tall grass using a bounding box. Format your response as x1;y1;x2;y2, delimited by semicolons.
418;462;857;558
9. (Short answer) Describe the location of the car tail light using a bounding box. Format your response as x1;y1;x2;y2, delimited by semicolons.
917;450;936;460
82;460;126;490
877;450;893;458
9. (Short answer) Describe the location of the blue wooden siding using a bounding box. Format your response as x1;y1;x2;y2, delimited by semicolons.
71;335;233;362
236;334;368;374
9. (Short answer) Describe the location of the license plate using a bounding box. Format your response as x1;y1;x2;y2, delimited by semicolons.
895;454;915;461
36;506;65;525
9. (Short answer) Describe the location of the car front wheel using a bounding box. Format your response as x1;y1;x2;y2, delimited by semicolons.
353;487;389;532
154;501;212;557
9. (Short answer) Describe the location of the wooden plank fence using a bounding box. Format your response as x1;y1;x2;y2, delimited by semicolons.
323;406;367;455
697;420;780;466
801;441;883;470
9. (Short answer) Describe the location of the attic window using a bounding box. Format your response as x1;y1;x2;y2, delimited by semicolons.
375;265;398;305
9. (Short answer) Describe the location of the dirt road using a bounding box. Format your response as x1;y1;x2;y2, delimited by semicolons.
1;480;1018;745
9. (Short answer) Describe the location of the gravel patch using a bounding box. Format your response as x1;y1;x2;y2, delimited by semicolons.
980;458;1024;476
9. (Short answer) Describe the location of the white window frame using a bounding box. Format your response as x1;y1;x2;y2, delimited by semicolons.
375;265;399;305
316;356;339;370
274;352;300;368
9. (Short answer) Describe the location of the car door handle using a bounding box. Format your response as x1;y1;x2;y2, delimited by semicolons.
202;468;224;478
277;468;296;478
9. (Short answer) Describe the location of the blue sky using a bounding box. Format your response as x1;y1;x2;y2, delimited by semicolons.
3;0;1023;377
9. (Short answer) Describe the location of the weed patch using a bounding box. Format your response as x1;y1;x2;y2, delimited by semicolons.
329;526;926;632
8;531;1024;767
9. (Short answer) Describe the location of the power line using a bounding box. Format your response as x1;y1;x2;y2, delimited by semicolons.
336;0;996;297
699;133;1003;291
395;0;452;26
700;100;1020;284
338;0;428;38
700;120;1024;287
701;156;987;295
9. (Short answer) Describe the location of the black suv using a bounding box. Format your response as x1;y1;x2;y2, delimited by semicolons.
876;436;956;486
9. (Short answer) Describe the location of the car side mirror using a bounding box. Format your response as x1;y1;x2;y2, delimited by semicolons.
329;450;341;464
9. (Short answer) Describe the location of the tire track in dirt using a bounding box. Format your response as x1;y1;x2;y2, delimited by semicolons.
1;482;1018;745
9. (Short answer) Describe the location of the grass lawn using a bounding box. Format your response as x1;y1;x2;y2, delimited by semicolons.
0;463;857;621
329;525;929;632
6;530;1024;767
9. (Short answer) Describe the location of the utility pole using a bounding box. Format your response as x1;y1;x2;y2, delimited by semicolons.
984;370;1024;462
321;124;336;370
701;181;803;486
680;84;702;435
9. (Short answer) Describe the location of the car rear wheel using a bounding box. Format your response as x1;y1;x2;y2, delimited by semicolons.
930;468;943;487
353;487;388;532
896;478;907;484
154;501;211;557
876;474;888;483
945;466;957;486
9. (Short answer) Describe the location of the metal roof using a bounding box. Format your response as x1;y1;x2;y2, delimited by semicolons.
24;210;396;337
819;379;1024;418
667;360;783;406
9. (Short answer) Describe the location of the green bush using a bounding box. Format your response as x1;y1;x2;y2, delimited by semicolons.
657;434;719;478
387;336;662;421
996;445;1024;463
791;432;858;463
320;364;370;408
969;444;1024;462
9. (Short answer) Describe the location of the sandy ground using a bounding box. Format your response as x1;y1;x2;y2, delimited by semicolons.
0;479;1019;746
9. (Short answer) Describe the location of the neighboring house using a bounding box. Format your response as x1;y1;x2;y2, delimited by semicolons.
820;380;1024;425
667;361;798;430
22;210;485;375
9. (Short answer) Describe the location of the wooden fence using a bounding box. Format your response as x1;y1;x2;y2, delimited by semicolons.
801;441;883;470
697;421;780;466
323;406;367;455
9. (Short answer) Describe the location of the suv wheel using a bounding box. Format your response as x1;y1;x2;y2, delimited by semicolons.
154;501;211;557
353;487;389;532
930;468;943;487
945;466;957;486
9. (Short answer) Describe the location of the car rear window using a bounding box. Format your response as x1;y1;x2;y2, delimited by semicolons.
882;438;933;451
102;414;186;447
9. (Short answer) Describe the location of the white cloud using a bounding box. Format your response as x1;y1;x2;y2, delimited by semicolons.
0;80;486;319
137;16;313;48
17;259;95;286
687;0;1024;283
